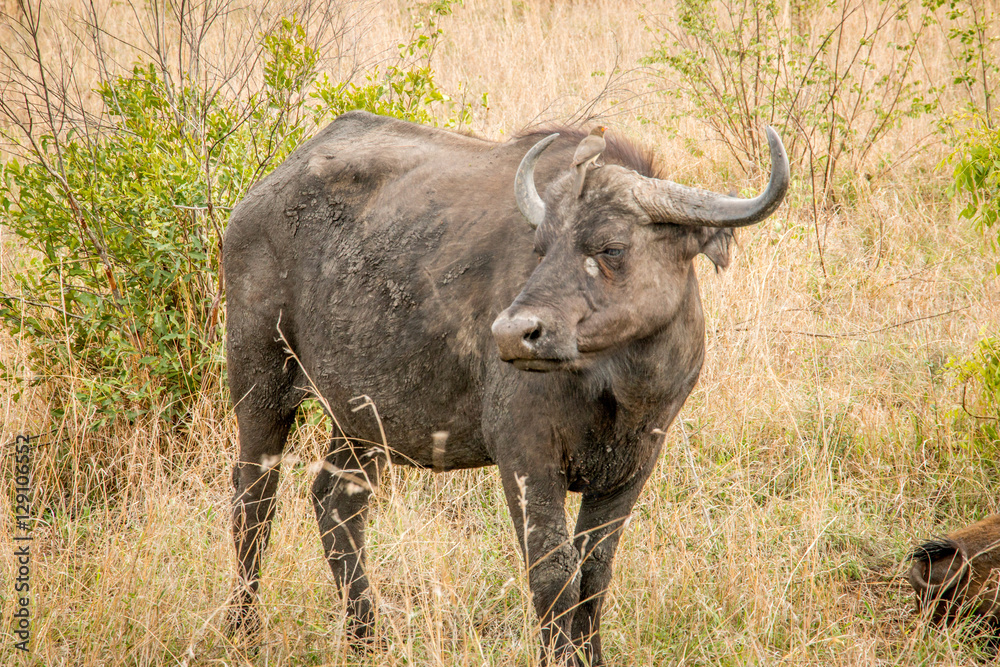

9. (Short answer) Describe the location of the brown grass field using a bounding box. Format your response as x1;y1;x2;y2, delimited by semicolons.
1;0;999;664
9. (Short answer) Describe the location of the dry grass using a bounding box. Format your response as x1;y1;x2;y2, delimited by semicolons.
2;0;1000;665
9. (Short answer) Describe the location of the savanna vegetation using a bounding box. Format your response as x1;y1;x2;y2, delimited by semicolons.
0;0;998;664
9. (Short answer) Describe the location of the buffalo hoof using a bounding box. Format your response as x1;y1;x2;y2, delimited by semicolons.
347;614;386;654
225;599;262;646
538;646;588;667
349;633;387;655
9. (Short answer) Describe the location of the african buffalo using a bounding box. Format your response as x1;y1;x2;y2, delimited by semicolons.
910;514;1000;631
223;110;789;664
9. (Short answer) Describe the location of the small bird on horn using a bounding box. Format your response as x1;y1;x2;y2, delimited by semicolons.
572;125;607;198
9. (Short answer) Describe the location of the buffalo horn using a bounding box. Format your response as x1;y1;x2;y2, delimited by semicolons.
632;126;790;228
514;133;559;229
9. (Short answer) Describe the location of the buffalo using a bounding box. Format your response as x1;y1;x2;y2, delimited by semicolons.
223;110;789;664
910;514;1000;632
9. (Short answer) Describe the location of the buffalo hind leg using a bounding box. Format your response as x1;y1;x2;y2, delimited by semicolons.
227;406;296;639
312;438;383;643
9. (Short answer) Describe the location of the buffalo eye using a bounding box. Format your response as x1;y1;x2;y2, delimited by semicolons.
594;245;626;274
598;246;627;264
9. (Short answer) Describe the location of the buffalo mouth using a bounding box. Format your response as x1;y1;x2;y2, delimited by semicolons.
510;357;575;372
507;352;600;372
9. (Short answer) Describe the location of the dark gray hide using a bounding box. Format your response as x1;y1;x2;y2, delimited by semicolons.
224;110;788;665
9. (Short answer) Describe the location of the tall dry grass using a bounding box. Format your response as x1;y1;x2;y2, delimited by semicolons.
1;0;999;665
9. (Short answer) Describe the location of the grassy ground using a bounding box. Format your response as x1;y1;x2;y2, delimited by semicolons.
2;0;1000;665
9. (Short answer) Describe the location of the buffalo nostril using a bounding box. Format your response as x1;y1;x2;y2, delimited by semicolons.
492;312;548;361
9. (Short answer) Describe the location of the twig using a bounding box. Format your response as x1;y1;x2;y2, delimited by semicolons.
0;292;85;320
1;429;65;452
732;306;969;341
961;382;999;422
660;422;714;533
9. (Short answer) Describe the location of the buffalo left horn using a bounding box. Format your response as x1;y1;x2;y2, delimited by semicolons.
632;126;790;228
514;133;559;229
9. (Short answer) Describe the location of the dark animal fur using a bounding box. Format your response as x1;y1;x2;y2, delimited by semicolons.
911;539;962;564
223;111;780;665
520;126;659;179
909;515;1000;636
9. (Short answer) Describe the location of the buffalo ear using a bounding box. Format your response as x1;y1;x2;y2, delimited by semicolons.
696;188;740;269
928;550;969;590
697;227;734;270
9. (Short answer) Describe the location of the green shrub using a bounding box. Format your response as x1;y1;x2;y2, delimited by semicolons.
0;8;469;429
950;115;1000;243
947;116;1000;432
942;0;999;118
643;0;937;204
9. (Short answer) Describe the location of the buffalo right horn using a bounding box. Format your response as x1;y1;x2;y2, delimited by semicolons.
514;133;559;229
632;126;790;228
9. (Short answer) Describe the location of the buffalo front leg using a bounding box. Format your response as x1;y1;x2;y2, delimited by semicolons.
570;463;654;666
500;464;581;665
312;439;383;642
228;407;294;639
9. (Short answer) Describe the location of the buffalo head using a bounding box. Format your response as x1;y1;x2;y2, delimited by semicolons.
909;514;1000;629
492;128;789;371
